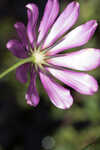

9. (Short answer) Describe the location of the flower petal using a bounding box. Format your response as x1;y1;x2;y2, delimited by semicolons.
6;40;27;58
25;70;39;107
47;67;98;95
26;3;39;46
43;1;80;48
47;20;98;55
14;22;28;48
37;0;59;45
16;63;30;83
47;48;100;71
39;71;73;109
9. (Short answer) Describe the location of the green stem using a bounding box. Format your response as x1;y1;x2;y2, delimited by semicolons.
0;56;33;79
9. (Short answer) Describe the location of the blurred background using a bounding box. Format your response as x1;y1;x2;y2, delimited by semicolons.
0;0;100;150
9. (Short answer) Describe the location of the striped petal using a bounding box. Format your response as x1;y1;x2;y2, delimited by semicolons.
47;67;98;95
39;71;73;109
43;1;80;48
14;22;28;48
26;3;39;46
37;0;59;45
16;63;30;83
47;20;98;55
6;40;27;58
25;70;39;107
47;48;100;71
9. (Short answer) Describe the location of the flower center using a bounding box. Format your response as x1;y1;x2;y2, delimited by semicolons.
32;50;45;66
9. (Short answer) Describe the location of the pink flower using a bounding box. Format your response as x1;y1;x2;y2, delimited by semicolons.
6;1;100;109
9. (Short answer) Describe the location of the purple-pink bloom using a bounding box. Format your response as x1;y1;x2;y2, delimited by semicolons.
6;1;100;109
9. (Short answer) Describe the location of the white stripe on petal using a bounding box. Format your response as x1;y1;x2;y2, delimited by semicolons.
47;20;98;55
47;67;98;95
43;1;80;48
39;71;73;109
47;48;100;71
37;0;59;45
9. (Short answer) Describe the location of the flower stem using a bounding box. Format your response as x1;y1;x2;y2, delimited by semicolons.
0;56;33;79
